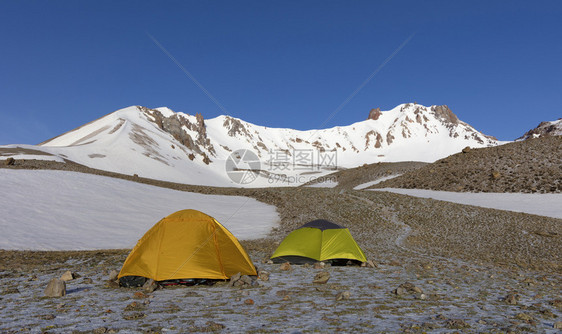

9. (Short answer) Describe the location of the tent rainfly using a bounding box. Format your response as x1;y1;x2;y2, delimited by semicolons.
270;219;367;264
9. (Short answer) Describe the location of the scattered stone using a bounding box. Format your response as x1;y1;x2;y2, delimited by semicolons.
133;291;148;299
258;271;270;281
124;301;144;312
393;282;423;296
143;279;158;293
335;291;351;301
5;157;15;166
491;171;501;179
108;270;119;281
244;298;254;305
83;277;94;284
229;272;242;287
313;271;330;284
414;293;427;300
104;280;119;289
314;262;325;269
388;260;401;266
462;146;471;153
361;260;377;268
60;270;76;281
505;293;519;305
280;262;292;271
554;321;562;329
44;278;66;297
515;313;533;322
39;314;56;320
229;273;257;288
445;319;470;329
93;328;108;334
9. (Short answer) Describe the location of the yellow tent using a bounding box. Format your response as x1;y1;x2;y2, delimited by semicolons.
118;209;256;281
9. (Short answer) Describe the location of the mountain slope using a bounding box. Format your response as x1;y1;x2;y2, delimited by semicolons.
3;103;499;187
371;136;562;193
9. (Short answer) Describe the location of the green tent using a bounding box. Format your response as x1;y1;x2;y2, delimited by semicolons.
270;219;367;264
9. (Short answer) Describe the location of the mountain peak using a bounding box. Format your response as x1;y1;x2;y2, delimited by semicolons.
517;118;562;140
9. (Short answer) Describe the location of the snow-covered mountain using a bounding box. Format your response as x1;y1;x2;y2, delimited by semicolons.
517;118;562;140
3;103;499;187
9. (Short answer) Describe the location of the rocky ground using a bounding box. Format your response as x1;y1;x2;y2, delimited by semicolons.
0;159;561;332
371;136;562;193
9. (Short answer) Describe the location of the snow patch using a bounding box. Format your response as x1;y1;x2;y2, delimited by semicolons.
0;169;279;250
373;188;562;219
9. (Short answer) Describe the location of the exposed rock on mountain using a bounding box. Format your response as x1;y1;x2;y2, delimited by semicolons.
517;118;562;140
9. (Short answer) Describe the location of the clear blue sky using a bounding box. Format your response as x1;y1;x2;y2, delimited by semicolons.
1;0;561;144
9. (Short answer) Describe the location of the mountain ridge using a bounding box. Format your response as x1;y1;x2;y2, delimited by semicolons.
6;103;500;187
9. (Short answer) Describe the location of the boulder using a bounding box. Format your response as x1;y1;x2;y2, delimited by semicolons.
313;262;325;269
462;146;471;153
258;271;270;281
44;278;66;297
5;157;15;166
505;293;519;305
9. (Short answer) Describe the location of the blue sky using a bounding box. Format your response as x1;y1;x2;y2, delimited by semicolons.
1;0;561;144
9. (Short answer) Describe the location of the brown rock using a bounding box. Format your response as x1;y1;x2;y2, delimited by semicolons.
44;278;66;297
279;262;292;271
5;157;15;166
133;291;148;299
335;291;351;301
313;262;325;269
505;293;519;305
554;321;562;329
367;108;383;121
313;271;330;284
60;270;75;281
244;298;254;305
515;313;533;322
462;146;471;153
361;260;377;268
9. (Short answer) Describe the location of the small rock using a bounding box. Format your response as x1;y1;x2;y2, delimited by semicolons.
258;271;270;281
491;171;501;179
279;262;292;271
313;262;325;269
515;313;533;322
108;270;119;281
313;271;330;284
361;260;377;268
5;157;15;166
446;319;470;329
83;277;93;284
104;280;119;289
60;270;75;281
282;294;291;301
554;321;562;329
505;293;519;305
133;291;148;299
244;298;254;305
142;279;157;293
93;328;107;334
44;278;66;297
415;293;427;300
124;301;143;312
393;282;423;296
2;287;20;294
335;291;351;301
462;146;471;153
229;272;242;287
